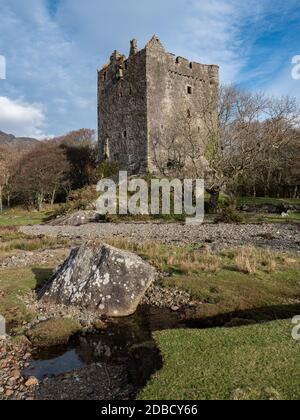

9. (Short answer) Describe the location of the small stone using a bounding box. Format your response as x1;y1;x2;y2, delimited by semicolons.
5;389;14;397
25;377;39;388
23;353;31;360
11;370;21;380
93;320;108;330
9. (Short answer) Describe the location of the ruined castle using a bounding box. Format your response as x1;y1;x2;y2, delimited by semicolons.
98;36;219;175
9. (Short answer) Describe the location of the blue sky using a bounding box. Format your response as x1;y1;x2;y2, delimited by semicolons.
0;0;299;138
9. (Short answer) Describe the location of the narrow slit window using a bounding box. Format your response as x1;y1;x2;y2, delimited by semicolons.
187;86;192;94
123;131;127;138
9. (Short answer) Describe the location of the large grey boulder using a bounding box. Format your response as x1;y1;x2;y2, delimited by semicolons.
50;211;103;226
38;242;158;317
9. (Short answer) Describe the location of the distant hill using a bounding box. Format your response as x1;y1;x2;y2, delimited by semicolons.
0;130;39;150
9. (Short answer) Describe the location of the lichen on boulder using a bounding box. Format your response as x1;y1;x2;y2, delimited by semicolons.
38;242;158;317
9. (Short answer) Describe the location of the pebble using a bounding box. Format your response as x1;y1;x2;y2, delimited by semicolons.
25;377;39;388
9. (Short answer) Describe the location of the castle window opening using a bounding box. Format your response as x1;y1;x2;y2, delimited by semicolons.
123;130;127;138
189;62;193;69
187;86;192;94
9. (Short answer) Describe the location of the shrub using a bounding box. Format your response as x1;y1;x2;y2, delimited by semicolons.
215;208;244;224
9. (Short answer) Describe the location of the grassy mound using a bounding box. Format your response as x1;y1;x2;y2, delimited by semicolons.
27;318;81;348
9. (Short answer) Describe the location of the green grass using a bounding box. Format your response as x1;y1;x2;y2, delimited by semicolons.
244;213;300;224
0;266;82;348
139;320;300;400
165;268;300;320
237;197;300;206
0;267;52;332
0;209;49;226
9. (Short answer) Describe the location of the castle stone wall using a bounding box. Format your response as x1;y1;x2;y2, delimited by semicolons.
98;37;219;175
146;37;219;174
98;48;148;174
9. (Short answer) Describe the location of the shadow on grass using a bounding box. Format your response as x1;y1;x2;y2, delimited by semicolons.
32;267;53;291
185;303;300;329
30;268;300;331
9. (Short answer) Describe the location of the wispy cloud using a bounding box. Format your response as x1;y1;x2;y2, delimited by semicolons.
0;0;299;137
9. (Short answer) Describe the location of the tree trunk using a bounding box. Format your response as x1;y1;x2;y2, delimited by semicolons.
293;186;298;199
37;193;44;212
0;187;3;213
51;188;56;208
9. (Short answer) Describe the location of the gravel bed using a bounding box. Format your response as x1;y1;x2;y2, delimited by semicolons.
21;223;300;252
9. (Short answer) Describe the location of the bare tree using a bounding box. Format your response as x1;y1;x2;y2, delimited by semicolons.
200;86;300;208
12;141;70;210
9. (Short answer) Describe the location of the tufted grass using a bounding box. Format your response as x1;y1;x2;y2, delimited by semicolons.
106;239;300;319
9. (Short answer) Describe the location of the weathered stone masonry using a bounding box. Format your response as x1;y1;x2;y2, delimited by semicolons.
98;36;219;175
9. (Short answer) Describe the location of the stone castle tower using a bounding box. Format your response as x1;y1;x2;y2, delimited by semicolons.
98;36;219;175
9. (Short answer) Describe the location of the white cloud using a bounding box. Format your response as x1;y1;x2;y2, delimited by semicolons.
0;96;47;138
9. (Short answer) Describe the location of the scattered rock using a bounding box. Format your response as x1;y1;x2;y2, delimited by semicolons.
142;284;192;310
35;364;135;400
0;338;33;400
0;249;69;269
39;242;158;317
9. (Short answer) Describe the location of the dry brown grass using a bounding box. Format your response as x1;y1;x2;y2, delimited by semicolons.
235;247;258;274
0;227;71;258
106;238;299;277
107;239;221;274
234;246;284;274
